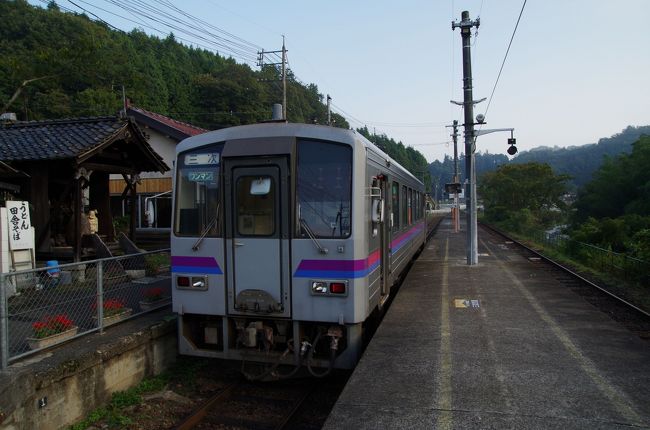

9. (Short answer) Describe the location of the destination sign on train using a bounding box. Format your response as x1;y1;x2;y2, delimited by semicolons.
187;171;215;181
185;153;220;165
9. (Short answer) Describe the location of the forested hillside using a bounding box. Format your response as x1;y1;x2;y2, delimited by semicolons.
1;1;436;186
0;0;348;129
429;125;650;193
513;125;650;188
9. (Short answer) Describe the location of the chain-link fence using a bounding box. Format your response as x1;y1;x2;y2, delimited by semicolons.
529;231;650;287
0;249;171;369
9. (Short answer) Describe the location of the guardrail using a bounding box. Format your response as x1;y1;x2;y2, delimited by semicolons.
0;249;171;369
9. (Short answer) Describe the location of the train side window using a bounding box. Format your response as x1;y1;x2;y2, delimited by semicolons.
391;181;399;232
297;139;352;238
408;188;412;225
174;143;224;237
401;185;407;229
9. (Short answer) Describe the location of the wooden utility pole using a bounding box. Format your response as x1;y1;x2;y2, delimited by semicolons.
258;37;288;120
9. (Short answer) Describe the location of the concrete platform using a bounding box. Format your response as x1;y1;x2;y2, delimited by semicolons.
325;217;650;429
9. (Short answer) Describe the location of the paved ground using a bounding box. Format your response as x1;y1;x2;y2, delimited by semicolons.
324;217;650;429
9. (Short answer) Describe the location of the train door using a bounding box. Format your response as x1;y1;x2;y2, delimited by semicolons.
372;175;390;300
223;157;291;317
379;176;390;299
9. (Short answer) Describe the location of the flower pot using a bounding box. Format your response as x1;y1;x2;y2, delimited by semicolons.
139;297;171;311
93;308;133;327
27;326;79;350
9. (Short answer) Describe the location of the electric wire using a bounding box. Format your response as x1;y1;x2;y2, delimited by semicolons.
481;0;527;120
99;0;256;60
117;0;259;59
98;0;259;63
66;0;122;31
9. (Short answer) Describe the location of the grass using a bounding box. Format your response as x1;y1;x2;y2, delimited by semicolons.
68;373;169;430
67;357;207;430
499;227;650;313
144;253;171;276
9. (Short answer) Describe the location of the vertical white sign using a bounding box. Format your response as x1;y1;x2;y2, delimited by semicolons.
6;201;33;250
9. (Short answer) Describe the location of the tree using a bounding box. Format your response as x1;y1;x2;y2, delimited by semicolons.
479;162;570;230
357;127;431;190
574;136;650;221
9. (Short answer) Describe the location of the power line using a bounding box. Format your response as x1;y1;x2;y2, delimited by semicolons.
70;0;254;63
481;0;527;118
98;0;259;63
67;0;122;31
410;141;452;147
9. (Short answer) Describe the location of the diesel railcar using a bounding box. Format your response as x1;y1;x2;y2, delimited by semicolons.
171;123;426;377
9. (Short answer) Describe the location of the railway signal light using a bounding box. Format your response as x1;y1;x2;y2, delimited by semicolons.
507;137;518;155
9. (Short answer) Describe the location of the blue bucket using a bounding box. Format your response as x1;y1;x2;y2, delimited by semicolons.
46;260;60;276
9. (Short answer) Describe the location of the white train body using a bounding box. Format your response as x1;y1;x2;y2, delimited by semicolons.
171;123;425;371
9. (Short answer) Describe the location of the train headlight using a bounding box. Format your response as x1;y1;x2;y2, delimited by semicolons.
176;275;208;290
310;280;348;296
311;281;328;294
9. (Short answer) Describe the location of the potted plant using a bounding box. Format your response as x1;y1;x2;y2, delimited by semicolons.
139;287;170;310
93;298;132;326
26;314;78;350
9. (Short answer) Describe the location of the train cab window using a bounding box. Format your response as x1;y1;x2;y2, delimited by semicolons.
297;139;352;238
391;181;400;232
236;176;275;236
174;143;224;236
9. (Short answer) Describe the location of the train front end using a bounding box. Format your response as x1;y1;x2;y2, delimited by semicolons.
171;124;367;376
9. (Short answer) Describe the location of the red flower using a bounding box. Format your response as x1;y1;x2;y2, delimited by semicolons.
32;314;74;338
143;287;164;302
100;299;125;316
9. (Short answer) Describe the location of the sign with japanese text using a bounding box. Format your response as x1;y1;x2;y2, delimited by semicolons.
6;201;33;250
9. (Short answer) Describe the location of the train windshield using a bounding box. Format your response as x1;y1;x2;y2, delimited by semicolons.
174;143;224;237
297;140;352;238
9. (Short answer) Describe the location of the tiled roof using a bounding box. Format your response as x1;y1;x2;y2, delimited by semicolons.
127;106;208;141
0;117;127;161
0;116;169;172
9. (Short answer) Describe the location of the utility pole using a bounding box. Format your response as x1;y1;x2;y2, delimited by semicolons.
112;85;127;118
452;10;481;265
326;94;332;125
257;36;288;120
120;85;126;117
281;36;287;120
445;120;461;233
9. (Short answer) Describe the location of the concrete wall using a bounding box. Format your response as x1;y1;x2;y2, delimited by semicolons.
0;317;177;430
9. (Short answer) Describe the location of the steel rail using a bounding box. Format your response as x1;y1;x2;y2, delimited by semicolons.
272;385;314;430
480;222;650;319
174;382;239;430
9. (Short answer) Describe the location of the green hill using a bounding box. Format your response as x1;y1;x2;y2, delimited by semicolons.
1;0;434;185
0;0;346;129
429;126;650;194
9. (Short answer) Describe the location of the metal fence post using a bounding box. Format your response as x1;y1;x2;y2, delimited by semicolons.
97;260;104;334
0;273;9;369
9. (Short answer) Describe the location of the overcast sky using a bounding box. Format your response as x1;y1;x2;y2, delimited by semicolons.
32;0;650;162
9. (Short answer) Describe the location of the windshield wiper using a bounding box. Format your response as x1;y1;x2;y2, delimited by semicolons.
299;218;328;254
192;204;219;251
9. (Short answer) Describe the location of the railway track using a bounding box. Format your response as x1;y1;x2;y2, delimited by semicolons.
174;376;339;430
481;222;650;338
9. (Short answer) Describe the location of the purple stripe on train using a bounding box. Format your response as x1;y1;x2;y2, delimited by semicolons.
391;221;425;253
172;256;223;274
294;222;424;279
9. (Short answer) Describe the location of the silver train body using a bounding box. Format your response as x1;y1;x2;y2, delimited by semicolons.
171;123;426;372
